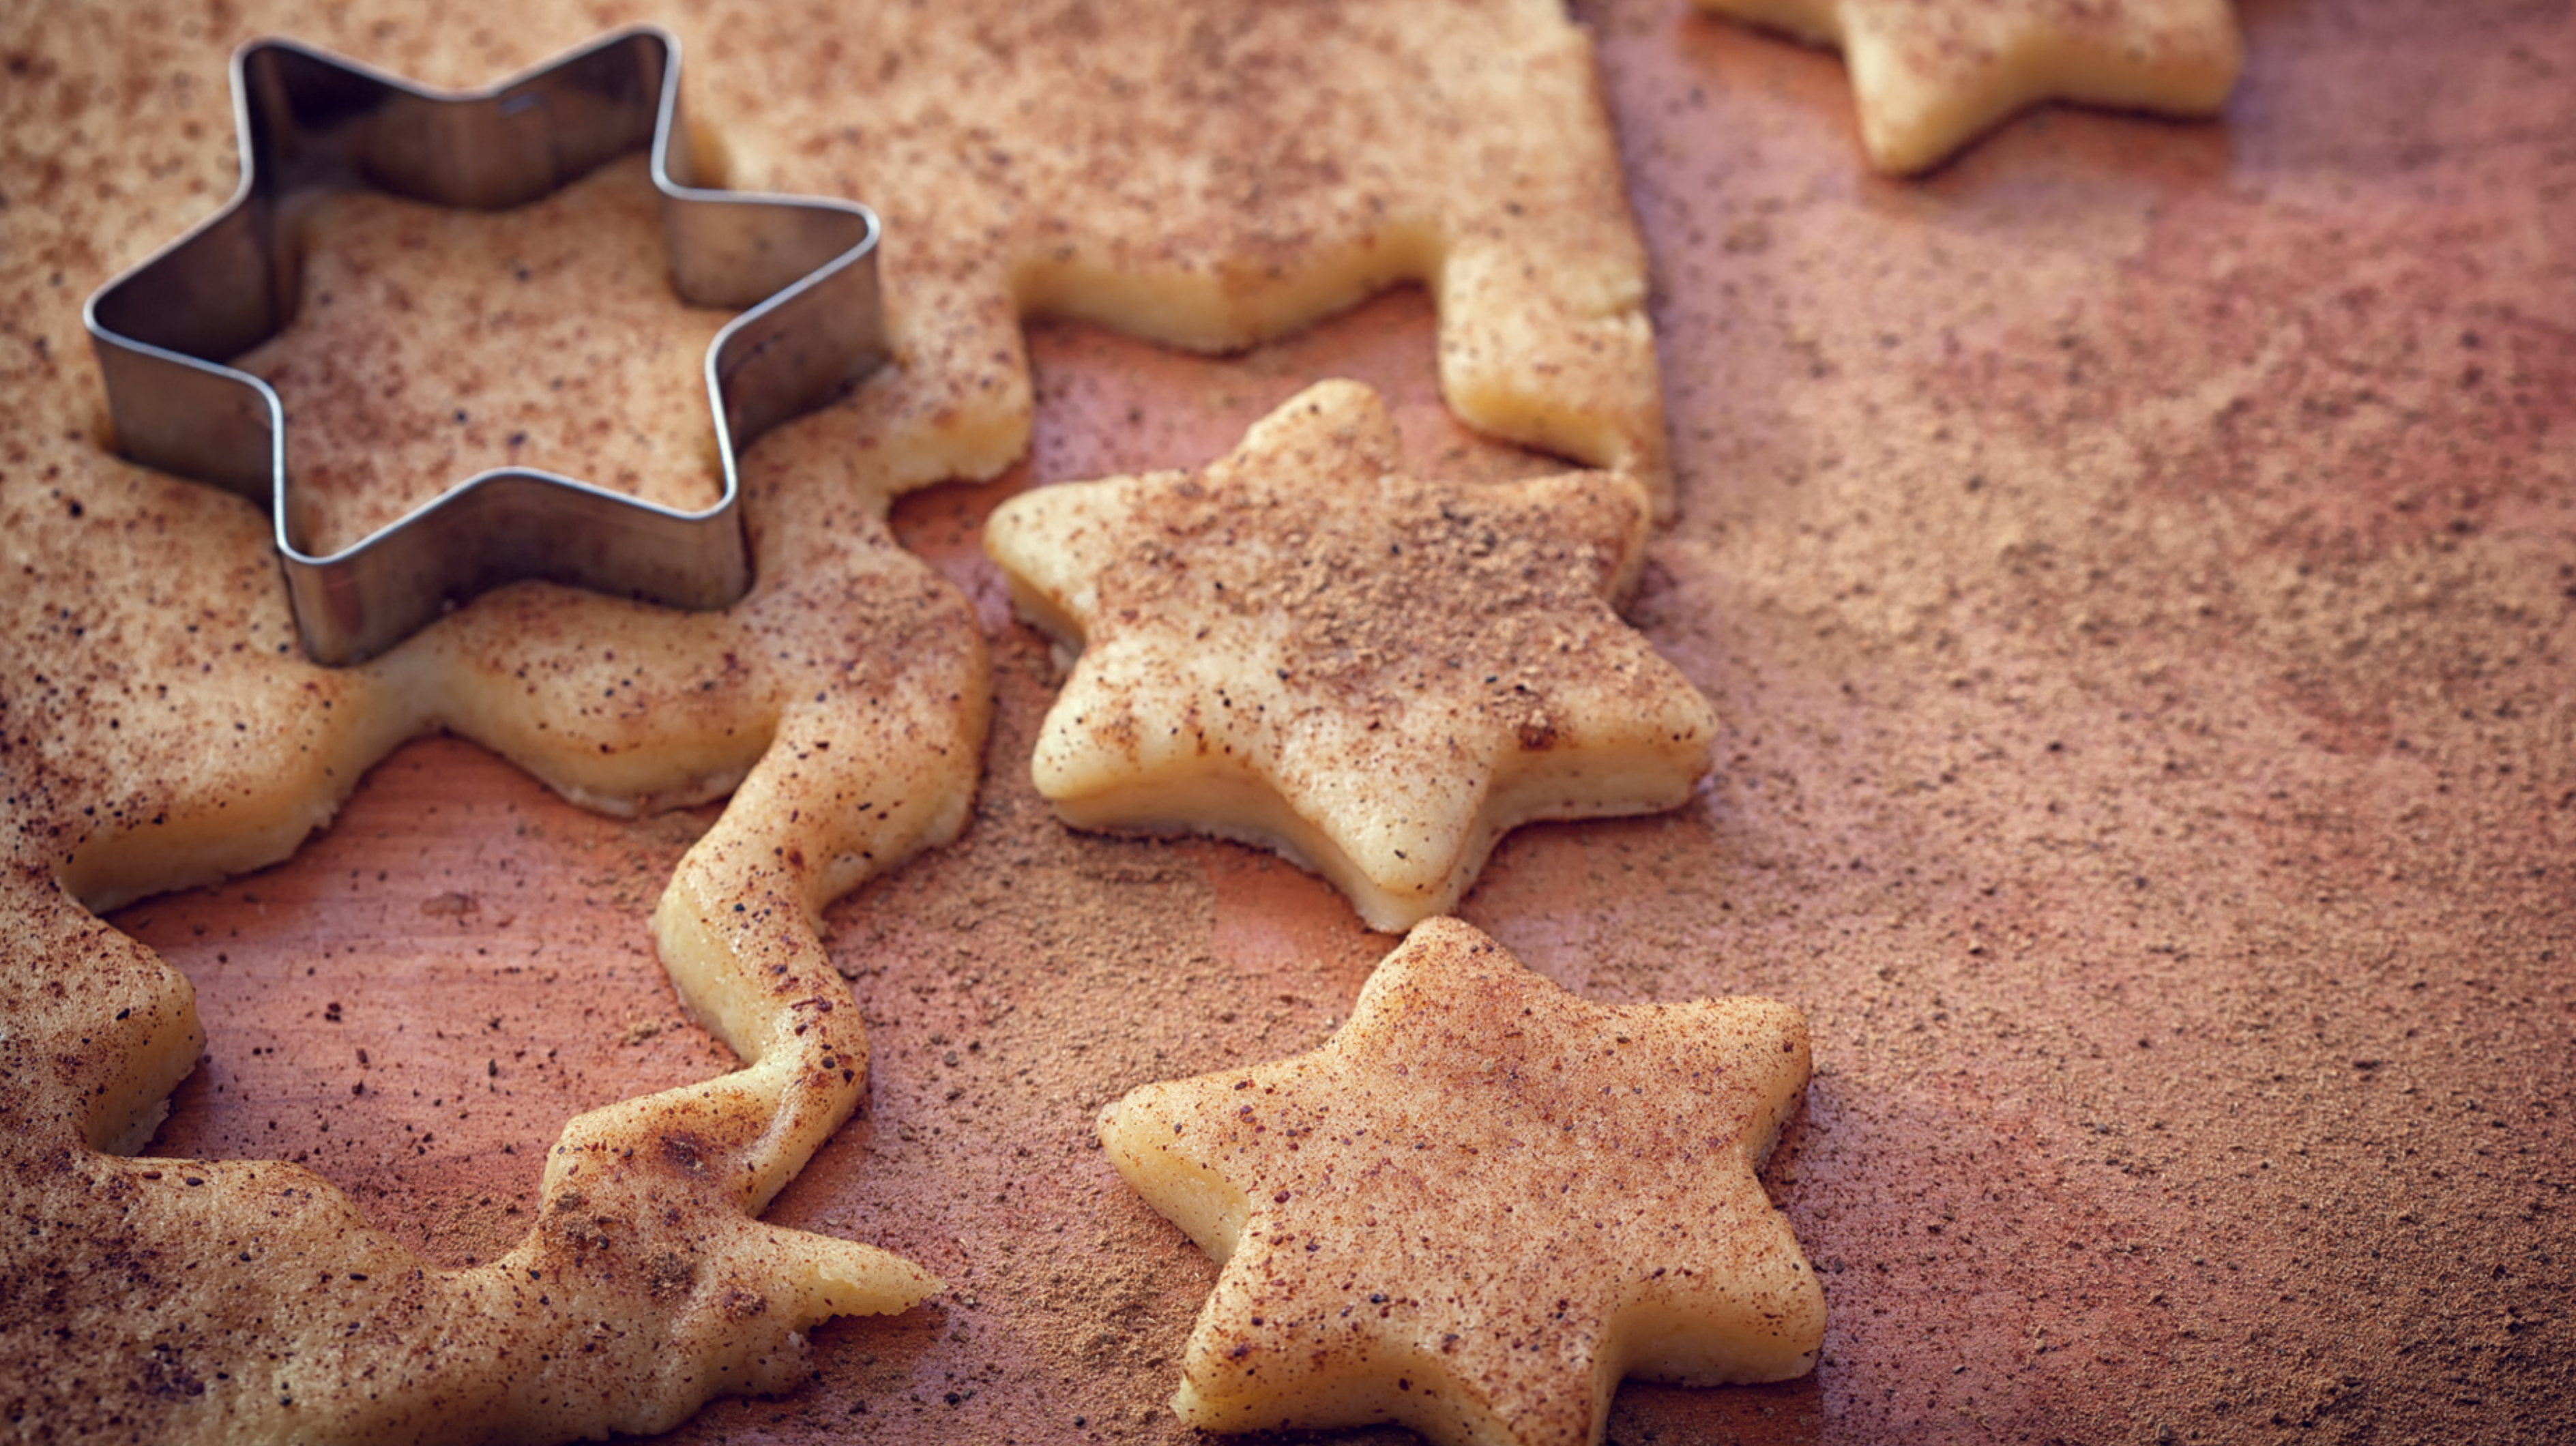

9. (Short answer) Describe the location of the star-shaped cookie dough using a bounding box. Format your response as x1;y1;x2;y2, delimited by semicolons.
1100;917;1825;1445
1696;0;2244;174
984;381;1717;932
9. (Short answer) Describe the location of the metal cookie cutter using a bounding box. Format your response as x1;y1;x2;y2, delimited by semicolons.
85;26;883;666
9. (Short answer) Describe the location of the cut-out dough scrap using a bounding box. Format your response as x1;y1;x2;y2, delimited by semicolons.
1695;0;2244;174
235;156;729;554
669;0;1676;515
1100;917;1825;1446
1;106;988;1442
984;380;1717;932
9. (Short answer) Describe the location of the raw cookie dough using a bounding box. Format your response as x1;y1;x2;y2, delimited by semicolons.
3;0;1681;1435
984;381;1717;932
670;0;1678;514
1;113;986;1444
1693;0;2243;174
1100;917;1825;1446
234;156;731;555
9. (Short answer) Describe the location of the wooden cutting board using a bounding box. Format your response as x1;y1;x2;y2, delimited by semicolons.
68;0;2576;1441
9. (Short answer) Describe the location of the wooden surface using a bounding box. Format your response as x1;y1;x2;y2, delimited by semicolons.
87;0;2576;1442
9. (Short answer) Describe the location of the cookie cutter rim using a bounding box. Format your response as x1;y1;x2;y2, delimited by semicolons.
83;25;885;666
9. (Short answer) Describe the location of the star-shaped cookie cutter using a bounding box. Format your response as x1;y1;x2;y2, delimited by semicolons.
84;26;885;666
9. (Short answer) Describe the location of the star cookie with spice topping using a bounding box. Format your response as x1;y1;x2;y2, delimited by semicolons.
1099;917;1825;1445
1695;0;2244;174
983;381;1716;932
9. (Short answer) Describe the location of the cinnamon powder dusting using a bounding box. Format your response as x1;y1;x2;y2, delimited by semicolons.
1095;419;1639;735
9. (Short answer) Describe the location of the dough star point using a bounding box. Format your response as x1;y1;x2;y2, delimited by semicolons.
984;381;1718;932
1698;0;2244;174
1100;917;1825;1446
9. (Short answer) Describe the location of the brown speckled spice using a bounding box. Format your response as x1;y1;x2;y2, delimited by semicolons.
983;379;1713;928
1072;429;1635;707
1101;917;1821;1444
236;157;731;554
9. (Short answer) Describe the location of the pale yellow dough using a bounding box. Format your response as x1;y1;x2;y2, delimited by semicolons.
984;381;1718;932
698;0;1678;516
1;119;986;1446
1696;0;2244;174
1100;917;1826;1446
3;0;1678;1436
